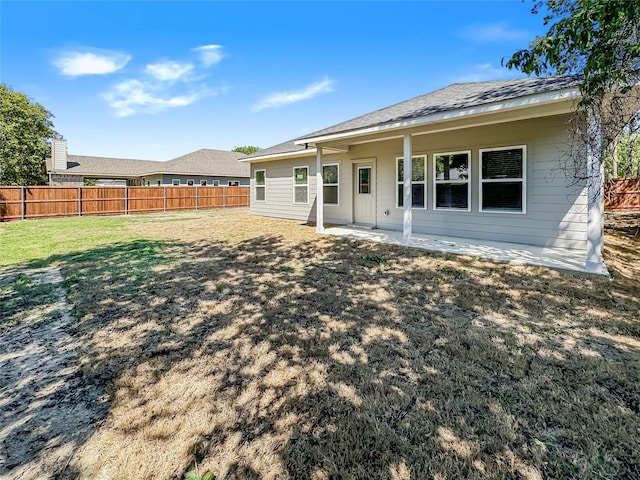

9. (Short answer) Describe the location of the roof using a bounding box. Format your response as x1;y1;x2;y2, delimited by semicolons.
47;149;249;178
245;76;581;160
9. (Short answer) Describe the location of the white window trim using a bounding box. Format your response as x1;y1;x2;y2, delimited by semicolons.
433;150;472;212
212;180;220;187
200;180;207;186
479;145;527;215
292;166;309;204
395;154;427;209
254;169;266;202
187;179;195;186
228;180;240;186
172;179;180;186
322;162;339;206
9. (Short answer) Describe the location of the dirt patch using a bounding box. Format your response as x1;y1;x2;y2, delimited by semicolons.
0;267;107;479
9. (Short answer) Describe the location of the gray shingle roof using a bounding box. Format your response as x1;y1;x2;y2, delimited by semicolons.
245;76;580;160
47;149;249;177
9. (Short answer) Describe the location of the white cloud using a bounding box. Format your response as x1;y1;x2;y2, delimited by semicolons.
103;79;200;117
193;45;224;67
460;22;528;43
145;61;194;81
454;63;519;83
254;78;334;112
53;49;130;76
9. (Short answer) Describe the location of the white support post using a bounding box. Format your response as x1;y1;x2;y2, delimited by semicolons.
316;147;324;233
586;108;605;274
402;134;412;243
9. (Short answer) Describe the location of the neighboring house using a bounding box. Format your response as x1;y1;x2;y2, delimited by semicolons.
47;139;249;186
241;76;607;274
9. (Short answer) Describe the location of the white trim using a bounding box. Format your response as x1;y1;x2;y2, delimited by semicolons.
228;180;240;186
254;169;266;202
292;165;309;205
295;89;579;146
356;166;373;195
200;179;207;186
395;154;427;209
187;179;195;186
316;150;324;232
433;150;472;212
239;148;317;163
172;179;180;186
212;180;220;187
322;162;340;206
586;108;605;273
402;135;412;242
479;145;527;215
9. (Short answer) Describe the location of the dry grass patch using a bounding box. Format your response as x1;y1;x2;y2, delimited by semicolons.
2;209;639;479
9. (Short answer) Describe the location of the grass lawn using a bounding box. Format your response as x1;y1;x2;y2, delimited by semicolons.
1;208;639;479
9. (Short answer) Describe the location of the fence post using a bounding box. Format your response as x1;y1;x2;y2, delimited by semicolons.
195;185;199;210
21;186;25;220
164;186;167;212
78;186;82;216
125;186;128;215
223;186;226;208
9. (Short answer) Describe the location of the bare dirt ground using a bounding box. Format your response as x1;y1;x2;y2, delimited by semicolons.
1;209;638;479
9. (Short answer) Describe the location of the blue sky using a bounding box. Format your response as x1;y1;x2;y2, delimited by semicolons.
1;1;548;160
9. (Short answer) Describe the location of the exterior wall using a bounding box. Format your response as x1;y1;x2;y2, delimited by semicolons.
250;114;588;251
50;174;83;186
159;175;249;186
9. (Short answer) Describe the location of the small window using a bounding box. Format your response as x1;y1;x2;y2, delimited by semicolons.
187;179;194;186
480;146;526;213
146;181;151;187
293;166;309;204
200;180;207;186
434;151;471;211
396;155;426;208
255;169;266;202
157;180;162;186
358;167;372;194
212;180;220;187
228;180;239;186
172;179;180;186
323;163;339;205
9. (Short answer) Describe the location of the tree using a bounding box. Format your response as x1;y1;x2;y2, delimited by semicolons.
505;0;640;181
0;84;56;185
232;145;260;155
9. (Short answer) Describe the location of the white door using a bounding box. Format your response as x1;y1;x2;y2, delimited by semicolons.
353;164;375;225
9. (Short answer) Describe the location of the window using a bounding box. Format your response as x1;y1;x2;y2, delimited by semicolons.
480;146;526;213
293;166;309;204
212;180;220;187
396;155;426;208
200;180;207;186
228;180;239;186
434;151;471;211
255;169;266;201
322;163;339;205
157;180;162;186
358;167;372;194
187;179;194;186
172;179;180;186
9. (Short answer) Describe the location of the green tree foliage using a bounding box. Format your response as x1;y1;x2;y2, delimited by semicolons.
232;146;260;155
0;84;56;185
506;0;640;107
506;1;640;181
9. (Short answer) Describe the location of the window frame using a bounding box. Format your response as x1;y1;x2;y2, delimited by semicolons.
172;179;180;186
322;163;340;206
395;154;427;209
479;145;527;215
187;179;195;186
254;169;266;202
433;150;472;212
200;179;207;186
212;180;220;187
228;180;239;186
292;166;309;205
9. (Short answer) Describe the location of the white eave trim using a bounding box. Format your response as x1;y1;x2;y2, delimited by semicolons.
294;88;580;146
239;148;318;163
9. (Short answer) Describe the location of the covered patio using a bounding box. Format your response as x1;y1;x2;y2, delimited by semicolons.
324;225;609;276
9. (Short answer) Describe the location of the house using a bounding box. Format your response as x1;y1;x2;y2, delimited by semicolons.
241;76;607;274
47;139;249;186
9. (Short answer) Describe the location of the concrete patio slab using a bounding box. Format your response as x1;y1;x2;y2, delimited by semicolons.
324;226;609;277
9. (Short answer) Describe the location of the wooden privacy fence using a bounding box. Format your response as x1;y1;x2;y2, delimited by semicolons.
605;178;640;212
0;185;249;221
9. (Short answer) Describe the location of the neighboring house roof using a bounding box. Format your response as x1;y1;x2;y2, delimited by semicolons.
47;149;249;177
244;76;581;160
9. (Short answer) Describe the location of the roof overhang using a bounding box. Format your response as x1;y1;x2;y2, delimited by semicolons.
295;87;580;148
239;148;318;163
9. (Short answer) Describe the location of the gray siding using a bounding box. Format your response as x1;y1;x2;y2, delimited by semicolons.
158;175;249;186
251;114;588;251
